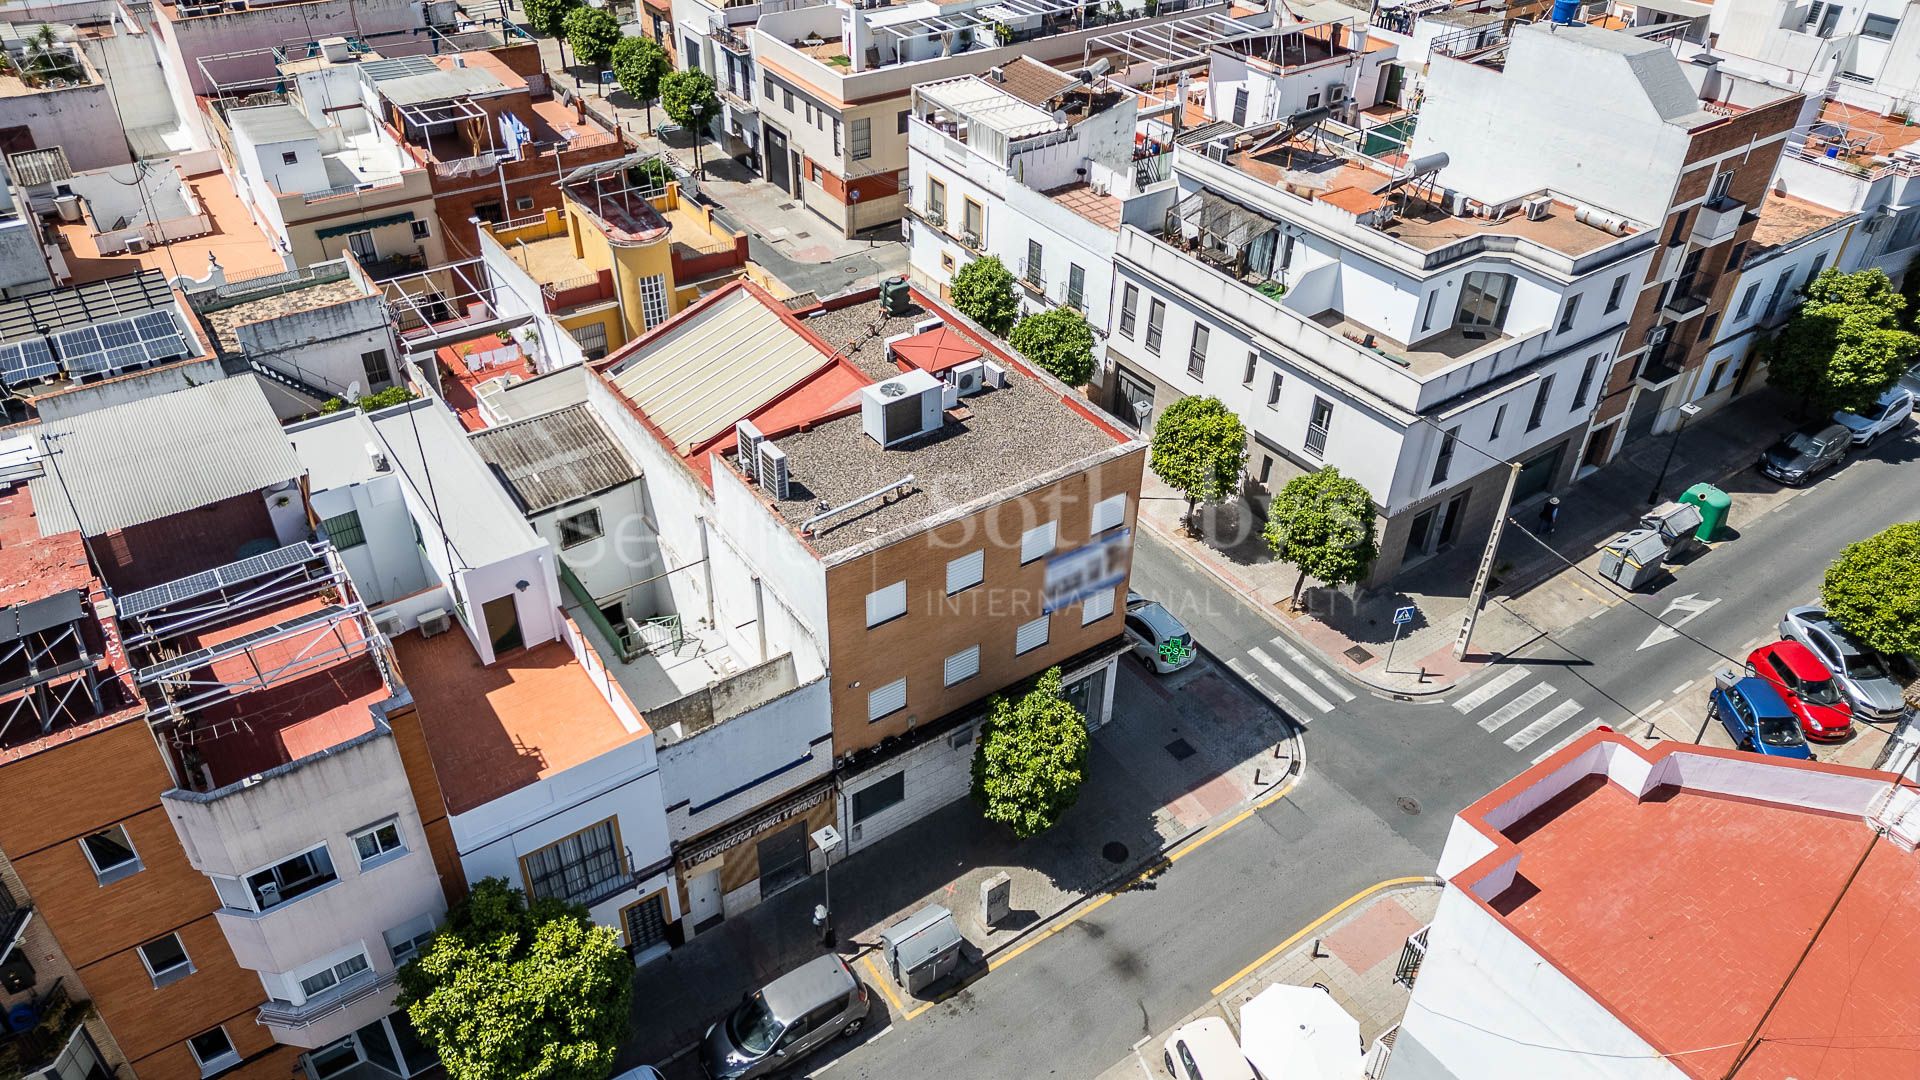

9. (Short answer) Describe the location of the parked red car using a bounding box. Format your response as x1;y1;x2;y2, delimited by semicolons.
1745;641;1853;741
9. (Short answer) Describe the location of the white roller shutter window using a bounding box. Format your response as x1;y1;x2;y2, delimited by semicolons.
1020;521;1057;564
868;677;907;721
1081;587;1114;624
866;581;907;627
1092;493;1127;533
944;646;980;686
946;550;984;594
1015;614;1050;655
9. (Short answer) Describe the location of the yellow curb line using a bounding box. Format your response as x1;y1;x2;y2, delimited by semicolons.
1208;875;1443;997
860;953;905;1017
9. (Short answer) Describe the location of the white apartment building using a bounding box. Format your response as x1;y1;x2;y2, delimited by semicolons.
1105;119;1656;583
1767;97;1920;277
1704;0;1920;114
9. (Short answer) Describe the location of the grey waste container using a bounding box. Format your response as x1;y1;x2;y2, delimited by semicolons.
878;904;963;995
1639;500;1705;561
1598;529;1668;591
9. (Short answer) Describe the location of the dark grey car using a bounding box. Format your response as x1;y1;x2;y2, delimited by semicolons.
1758;421;1850;485
701;955;869;1079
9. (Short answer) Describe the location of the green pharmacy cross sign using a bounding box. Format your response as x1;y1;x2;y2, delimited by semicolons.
1158;637;1192;667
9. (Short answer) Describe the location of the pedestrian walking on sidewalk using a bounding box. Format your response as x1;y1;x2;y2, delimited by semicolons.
1538;496;1560;536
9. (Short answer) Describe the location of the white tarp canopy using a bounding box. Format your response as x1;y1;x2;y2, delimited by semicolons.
916;76;1062;141
1239;985;1364;1080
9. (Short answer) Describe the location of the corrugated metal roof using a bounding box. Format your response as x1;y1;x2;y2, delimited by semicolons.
379;66;507;106
918;77;1063;140
6;147;71;188
606;289;833;453
229;104;319;144
468;402;638;514
28;379;301;538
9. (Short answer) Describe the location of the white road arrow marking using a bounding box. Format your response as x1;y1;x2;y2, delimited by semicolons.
1637;593;1722;650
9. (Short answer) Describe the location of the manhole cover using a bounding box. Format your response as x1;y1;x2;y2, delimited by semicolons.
1344;645;1375;664
795;231;811;239
777;202;796;211
1164;738;1196;761
845;265;860;273
1396;797;1421;815
1102;841;1129;864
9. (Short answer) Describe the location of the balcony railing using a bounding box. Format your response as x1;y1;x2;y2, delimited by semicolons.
0;980;87;1080
711;22;751;55
358;248;427;281
257;969;398;1030
301;173;406;203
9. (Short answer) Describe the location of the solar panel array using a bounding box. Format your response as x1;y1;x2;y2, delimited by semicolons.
0;338;58;385
117;541;318;620
41;310;192;381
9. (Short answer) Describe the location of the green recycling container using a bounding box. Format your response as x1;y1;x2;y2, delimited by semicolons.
1679;483;1730;542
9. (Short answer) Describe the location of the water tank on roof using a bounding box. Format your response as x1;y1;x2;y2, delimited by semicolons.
1549;0;1582;23
881;277;911;316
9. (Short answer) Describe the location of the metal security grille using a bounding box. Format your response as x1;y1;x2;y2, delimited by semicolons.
524;821;622;905
624;894;668;951
320;511;367;550
637;274;669;330
1015;615;1049;655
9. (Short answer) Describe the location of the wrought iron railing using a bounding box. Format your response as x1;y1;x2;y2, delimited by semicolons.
1393;926;1429;987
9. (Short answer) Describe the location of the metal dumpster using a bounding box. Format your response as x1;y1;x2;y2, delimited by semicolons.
1679;483;1731;542
1598;529;1668;591
878;904;963;995
1640;500;1706;560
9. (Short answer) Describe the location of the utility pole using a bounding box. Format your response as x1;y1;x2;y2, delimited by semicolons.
1454;461;1521;661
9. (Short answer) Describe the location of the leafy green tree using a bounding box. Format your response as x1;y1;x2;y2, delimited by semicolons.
971;668;1089;839
1821;520;1920;657
611;35;671;132
522;0;579;38
564;7;621;68
1009;307;1095;385
660;68;721;175
1149;395;1246;531
1767;267;1919;415
396;878;632;1080
948;256;1019;336
1262;467;1378;609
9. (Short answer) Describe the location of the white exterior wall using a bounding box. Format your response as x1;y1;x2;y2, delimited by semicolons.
156;0;426;96
0;82;130;172
708;449;830;645
309;474;432;607
77;19;180;137
232;293;400;398
537;480;660;608
657;677;832;843
1709;0;1920;109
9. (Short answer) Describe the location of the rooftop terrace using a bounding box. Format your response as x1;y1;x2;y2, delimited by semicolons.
1746;193;1849;260
196;275;371;354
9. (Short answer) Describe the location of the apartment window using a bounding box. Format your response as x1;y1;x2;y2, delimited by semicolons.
1092;493;1127;534
188;1028;240;1078
804;102;815;124
1067;264;1086;311
944;645;980;686
1736;281;1761;320
1803;253;1828;287
637;273;669;329
514;196;535;212
1081;587;1114;625
1118;284;1139;338
572;321;609;360
1556;294;1580;335
897;109;909;134
1267;371;1283;407
1803;1;1841;36
1526;374;1555;431
765;73;775;99
1764;273;1792;317
782;87;793;111
246;844;337;911
1604;274;1627;313
410;220;431;239
831;118;840;153
298;952;371;1000
350;819;405;867
1243;352;1258;385
315;508;365;549
472;201;504;225
384;916;437;967
1306;90;1322;109
1020;521;1057;564
1186;325;1209;378
360;349;390;387
80;825;141;885
851;772;904;822
945;550;984;595
866;580;907;627
281;151;298;166
138;933;194;988
1419;290;1437;332
1724;242;1746;273
867;677;907;722
1258;455;1273;484
1862;13;1899;40
1305;398;1333;456
1431;427;1458;486
851;117;871;160
1144;299;1165;355
557;507;603;549
1025;239;1044;285
929;178;947;221
1455;272;1513;329
1573;354;1601;408
523;820;623;905
1665;210;1689;246
1708;170;1735;203
1697;312;1720;343
962;199;984;245
1015;614;1050;655
1489;404;1506;440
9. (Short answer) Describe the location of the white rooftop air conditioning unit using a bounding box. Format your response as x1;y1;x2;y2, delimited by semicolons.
365;441;390;473
735;419;766;482
377;614;407;640
417;608;452;638
123;235;150;254
982;361;1007;389
1523;196;1552;221
757;441;791;499
949;359;986;397
861;368;944;447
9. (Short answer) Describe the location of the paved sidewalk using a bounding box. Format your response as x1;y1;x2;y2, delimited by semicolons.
1096;882;1441;1080
1139;389;1809;697
618;656;1300;1070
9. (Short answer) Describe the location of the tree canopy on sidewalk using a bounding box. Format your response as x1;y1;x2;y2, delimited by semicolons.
396;877;632;1080
1150;395;1246;533
1009;306;1095;385
1821;520;1920;657
523;0;579;38
949;256;1019;336
1767;267;1919;415
971;667;1089;839
1262;467;1378;610
564;7;621;68
611;36;670;132
660;69;721;175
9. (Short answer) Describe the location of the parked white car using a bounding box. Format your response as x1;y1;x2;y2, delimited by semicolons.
1831;386;1914;446
1163;1016;1259;1080
1126;592;1196;674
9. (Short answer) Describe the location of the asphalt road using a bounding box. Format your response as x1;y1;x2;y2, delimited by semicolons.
795;432;1920;1080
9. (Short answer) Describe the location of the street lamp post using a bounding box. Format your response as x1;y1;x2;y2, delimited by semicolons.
810;825;842;949
1647;401;1703;505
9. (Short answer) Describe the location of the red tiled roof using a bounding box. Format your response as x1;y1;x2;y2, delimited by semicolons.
891;326;983;375
0;485;91;606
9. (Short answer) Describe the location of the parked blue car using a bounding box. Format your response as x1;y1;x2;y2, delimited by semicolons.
1710;676;1813;759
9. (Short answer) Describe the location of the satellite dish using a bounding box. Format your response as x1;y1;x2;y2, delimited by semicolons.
345;380;364;403
880;381;907;398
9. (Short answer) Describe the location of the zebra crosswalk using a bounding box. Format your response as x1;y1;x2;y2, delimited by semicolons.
1450;667;1608;759
1223;634;1358;720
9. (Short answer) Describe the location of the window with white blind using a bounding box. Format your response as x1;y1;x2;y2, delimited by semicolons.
1020;521;1056;564
944;645;980;686
1092;493;1127;534
866;581;907;627
1081;588;1114;625
946;550;984;595
1015;614;1049;655
868;677;907;721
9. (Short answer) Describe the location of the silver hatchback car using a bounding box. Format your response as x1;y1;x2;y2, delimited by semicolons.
701;955;869;1079
1779;606;1908;721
